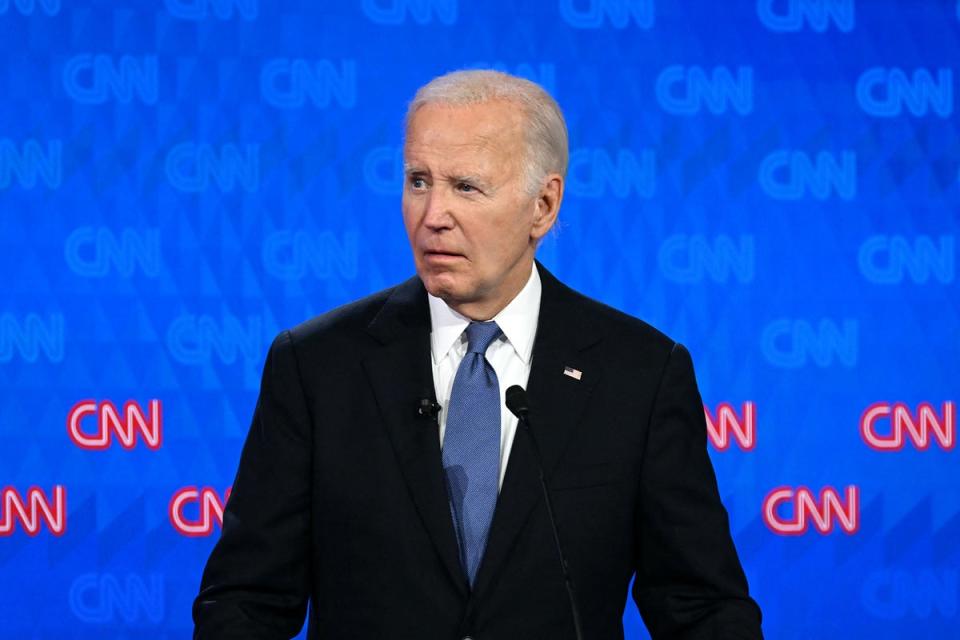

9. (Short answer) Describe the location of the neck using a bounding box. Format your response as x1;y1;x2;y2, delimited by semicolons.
447;258;534;321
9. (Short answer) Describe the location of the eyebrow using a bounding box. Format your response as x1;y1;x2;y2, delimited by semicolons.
450;173;484;185
403;166;494;190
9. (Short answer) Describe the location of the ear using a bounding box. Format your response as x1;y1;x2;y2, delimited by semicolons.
530;173;563;242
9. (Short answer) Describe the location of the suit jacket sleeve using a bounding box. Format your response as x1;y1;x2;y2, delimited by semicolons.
632;342;763;639
193;330;312;639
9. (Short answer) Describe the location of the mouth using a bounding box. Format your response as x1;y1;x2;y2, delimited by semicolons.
422;250;465;261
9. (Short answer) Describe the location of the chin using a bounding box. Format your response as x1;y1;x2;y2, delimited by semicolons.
420;272;455;296
421;273;471;305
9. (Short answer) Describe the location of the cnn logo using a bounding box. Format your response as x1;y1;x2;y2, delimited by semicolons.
67;399;162;450
0;486;66;536
861;402;954;451
705;402;755;451
763;486;859;535
169;487;231;537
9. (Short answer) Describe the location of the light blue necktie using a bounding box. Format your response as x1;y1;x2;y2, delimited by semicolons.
442;321;502;587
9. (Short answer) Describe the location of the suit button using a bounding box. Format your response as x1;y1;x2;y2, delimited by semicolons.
462;637;473;640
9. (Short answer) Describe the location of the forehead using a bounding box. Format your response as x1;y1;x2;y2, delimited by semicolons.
404;101;525;168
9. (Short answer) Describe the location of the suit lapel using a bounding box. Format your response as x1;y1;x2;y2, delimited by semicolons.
362;277;469;595
473;263;603;597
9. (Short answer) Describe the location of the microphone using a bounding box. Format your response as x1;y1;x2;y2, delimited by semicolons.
505;385;529;418
505;385;584;640
416;398;441;421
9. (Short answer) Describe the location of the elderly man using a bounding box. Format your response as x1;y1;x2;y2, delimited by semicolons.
194;70;763;639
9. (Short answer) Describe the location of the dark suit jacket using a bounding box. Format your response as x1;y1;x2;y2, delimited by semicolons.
194;263;762;639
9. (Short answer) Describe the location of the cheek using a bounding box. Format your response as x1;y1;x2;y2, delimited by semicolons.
473;224;522;274
400;203;418;238
494;206;534;250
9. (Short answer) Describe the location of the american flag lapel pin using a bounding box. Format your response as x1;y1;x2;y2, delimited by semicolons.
563;366;582;381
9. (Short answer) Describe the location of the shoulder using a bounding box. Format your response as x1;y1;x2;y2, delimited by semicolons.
578;288;673;348
542;271;701;412
540;265;676;357
273;276;421;362
287;284;398;341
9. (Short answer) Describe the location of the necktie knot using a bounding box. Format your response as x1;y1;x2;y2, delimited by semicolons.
465;321;502;355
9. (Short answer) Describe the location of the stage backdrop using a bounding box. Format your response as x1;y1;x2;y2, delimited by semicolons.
1;1;958;637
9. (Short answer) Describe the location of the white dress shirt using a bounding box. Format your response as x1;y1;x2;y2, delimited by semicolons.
428;264;541;491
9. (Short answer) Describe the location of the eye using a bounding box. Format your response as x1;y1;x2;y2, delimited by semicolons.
457;182;476;193
409;176;428;190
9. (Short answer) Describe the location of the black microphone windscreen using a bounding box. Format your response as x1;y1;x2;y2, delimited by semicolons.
505;385;529;418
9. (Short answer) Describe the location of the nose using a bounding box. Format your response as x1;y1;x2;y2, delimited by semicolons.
422;190;455;231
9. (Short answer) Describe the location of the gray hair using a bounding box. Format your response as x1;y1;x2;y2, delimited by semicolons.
405;69;568;195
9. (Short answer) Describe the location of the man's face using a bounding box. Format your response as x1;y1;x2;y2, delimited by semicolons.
402;100;553;319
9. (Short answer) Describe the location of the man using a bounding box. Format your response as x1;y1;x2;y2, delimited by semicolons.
194;70;763;639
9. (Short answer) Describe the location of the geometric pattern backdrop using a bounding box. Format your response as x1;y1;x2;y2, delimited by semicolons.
1;1;958;637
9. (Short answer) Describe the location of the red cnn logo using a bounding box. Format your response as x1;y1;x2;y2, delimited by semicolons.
704;402;756;451
67;399;163;450
0;486;67;536
169;486;231;537
763;485;859;535
861;401;955;451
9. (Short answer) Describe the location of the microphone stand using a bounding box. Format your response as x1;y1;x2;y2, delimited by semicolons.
508;387;585;640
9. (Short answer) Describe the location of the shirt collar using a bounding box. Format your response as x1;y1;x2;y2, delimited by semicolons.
428;263;541;365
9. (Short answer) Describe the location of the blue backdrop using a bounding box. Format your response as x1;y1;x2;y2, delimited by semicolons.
1;0;958;637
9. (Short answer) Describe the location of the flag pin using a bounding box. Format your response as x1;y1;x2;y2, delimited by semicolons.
563;366;582;381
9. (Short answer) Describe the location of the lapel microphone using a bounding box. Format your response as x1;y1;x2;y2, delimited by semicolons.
416;398;441;421
505;385;585;640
